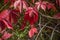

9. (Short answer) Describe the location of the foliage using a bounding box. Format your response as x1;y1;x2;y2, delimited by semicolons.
0;0;60;40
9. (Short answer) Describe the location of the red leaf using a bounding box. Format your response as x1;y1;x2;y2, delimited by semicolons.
4;0;8;4
53;13;60;19
28;27;37;38
0;38;2;40
11;10;19;23
35;2;41;10
25;7;38;25
14;0;28;13
0;10;10;20
41;4;46;11
47;3;56;11
14;0;20;8
35;1;56;11
14;0;23;13
56;0;60;7
20;21;26;30
4;0;15;4
2;19;13;30
35;1;47;11
7;9;20;24
0;21;6;31
23;1;28;10
2;32;12;40
20;7;38;30
0;9;13;30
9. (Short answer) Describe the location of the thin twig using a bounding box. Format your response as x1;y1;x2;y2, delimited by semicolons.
39;24;60;34
46;26;60;34
39;12;60;20
39;15;42;29
35;21;51;40
0;3;8;11
44;32;50;37
50;23;60;40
